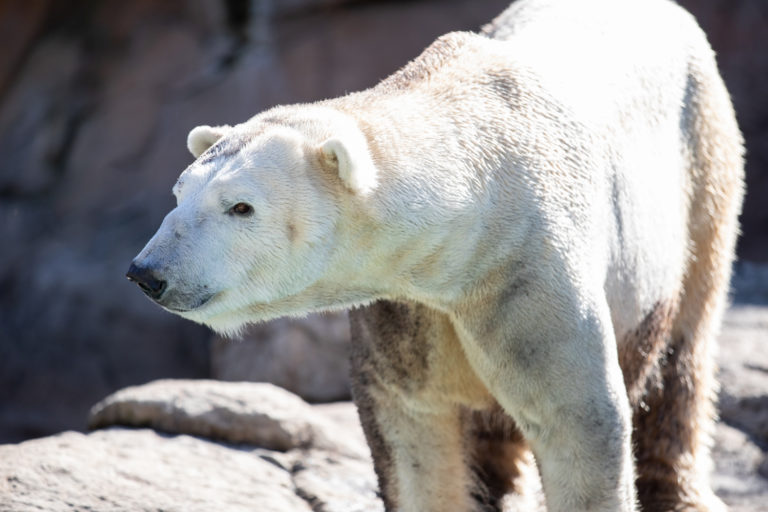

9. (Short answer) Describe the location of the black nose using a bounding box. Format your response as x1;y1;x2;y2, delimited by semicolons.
126;262;167;300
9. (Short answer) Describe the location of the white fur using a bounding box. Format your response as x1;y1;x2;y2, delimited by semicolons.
319;122;378;195
186;124;230;158
131;0;743;510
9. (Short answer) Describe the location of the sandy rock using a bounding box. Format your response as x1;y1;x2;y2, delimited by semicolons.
1;370;767;510
718;305;768;444
711;422;768;512
291;450;383;512
1;383;382;512
0;428;313;512
88;379;362;456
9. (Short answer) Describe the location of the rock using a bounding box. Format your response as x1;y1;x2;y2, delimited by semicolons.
0;1;51;97
2;370;768;510
1;382;381;512
717;305;768;444
313;401;370;448
711;422;768;512
211;313;352;402
0;36;82;196
291;450;383;512
88;379;363;457
713;297;768;510
0;429;314;512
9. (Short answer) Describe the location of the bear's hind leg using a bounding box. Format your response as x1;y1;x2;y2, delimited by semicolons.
467;407;543;511
630;52;745;511
629;319;725;512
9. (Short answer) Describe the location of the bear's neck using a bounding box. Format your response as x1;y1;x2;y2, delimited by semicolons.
328;95;537;310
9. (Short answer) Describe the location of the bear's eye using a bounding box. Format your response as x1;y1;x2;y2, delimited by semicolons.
230;202;253;216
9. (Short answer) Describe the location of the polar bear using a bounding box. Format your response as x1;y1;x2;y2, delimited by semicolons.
127;0;744;510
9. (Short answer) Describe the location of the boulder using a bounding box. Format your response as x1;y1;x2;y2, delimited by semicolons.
2;360;767;511
88;379;365;457
0;429;313;512
211;313;352;402
1;381;382;512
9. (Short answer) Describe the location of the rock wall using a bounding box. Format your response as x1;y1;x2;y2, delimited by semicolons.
0;0;765;442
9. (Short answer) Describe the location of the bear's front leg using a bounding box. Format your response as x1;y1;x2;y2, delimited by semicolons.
353;389;474;511
349;302;492;512
455;286;636;512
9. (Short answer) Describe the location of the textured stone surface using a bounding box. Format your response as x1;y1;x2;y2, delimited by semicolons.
711;263;768;510
0;382;381;512
718;305;768;443
718;263;768;450
0;429;314;512
88;379;364;457
712;422;768;512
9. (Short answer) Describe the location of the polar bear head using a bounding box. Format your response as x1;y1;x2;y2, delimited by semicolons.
127;106;381;334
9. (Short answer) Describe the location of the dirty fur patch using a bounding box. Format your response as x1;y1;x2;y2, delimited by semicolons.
618;300;678;408
618;298;716;509
465;406;529;511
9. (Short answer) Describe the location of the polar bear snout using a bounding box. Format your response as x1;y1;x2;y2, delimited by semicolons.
126;262;167;301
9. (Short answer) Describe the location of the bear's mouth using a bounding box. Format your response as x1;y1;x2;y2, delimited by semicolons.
162;293;216;313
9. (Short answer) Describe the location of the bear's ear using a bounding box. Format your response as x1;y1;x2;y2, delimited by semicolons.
187;125;231;158
318;131;378;195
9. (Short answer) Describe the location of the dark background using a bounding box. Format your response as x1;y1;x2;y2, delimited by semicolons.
0;0;765;443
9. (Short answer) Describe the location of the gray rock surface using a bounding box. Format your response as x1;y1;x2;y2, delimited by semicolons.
712;422;768;512
719;263;768;452
708;262;768;510
88;379;365;457
0;383;381;512
211;313;352;402
718;306;768;444
0;429;313;512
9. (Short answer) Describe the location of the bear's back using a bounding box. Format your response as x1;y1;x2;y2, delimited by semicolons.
370;0;710;129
